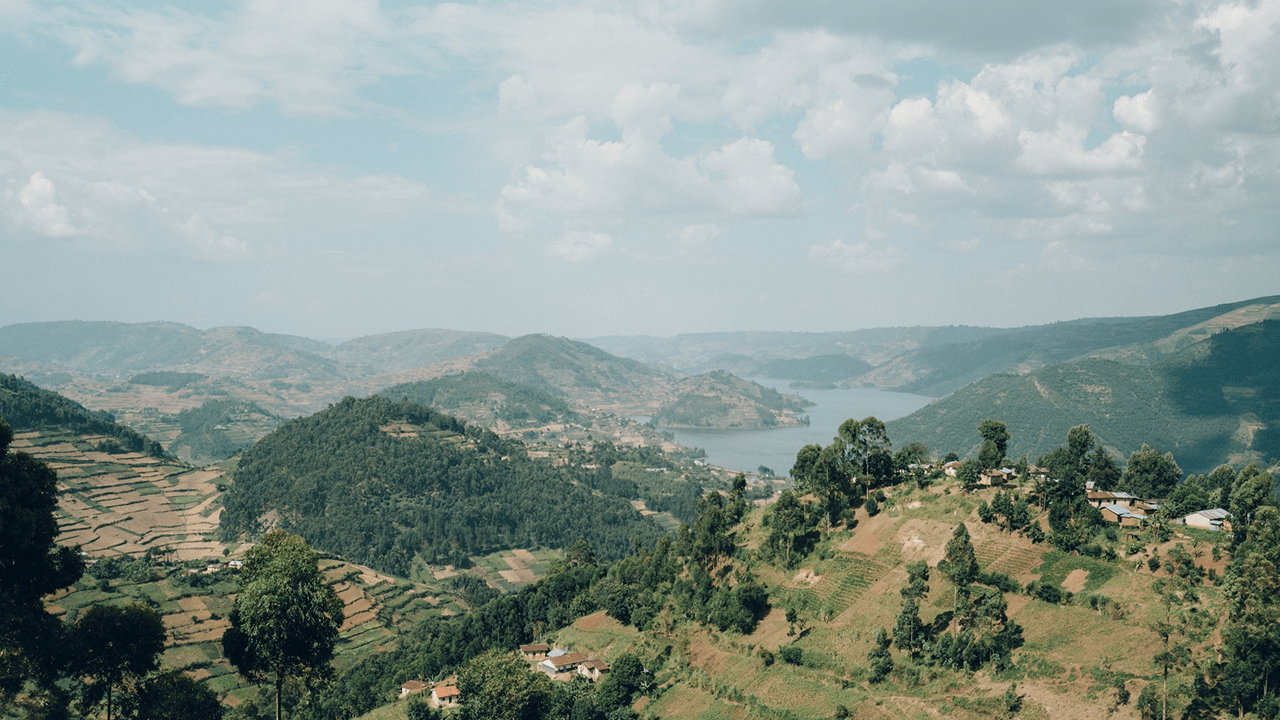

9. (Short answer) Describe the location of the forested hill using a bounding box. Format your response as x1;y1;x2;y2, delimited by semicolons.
0;373;167;458
378;371;579;426
885;319;1280;473
218;396;663;574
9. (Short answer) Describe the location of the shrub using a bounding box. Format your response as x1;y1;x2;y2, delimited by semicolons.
1033;583;1063;604
779;645;803;665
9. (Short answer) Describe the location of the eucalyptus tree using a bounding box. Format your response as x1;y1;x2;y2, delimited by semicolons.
222;530;344;720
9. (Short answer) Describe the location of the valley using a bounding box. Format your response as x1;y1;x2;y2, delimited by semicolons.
1;294;1279;720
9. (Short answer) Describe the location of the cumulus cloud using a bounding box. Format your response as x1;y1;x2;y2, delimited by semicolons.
808;239;905;273
12;172;79;237
497;83;801;228
548;230;612;262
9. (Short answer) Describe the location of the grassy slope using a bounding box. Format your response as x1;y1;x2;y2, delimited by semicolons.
633;480;1225;720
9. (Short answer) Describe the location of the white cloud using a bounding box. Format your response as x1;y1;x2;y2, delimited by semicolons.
0;110;431;257
12;172;79;237
548;230;612;262
55;0;408;115
808;239;905;273
497;83;801;228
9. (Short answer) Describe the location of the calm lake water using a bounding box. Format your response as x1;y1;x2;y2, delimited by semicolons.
654;379;936;476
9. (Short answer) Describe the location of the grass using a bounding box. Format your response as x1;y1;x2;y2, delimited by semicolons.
1032;550;1118;592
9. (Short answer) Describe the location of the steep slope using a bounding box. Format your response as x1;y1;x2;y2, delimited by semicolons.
218;395;663;574
327;328;510;373
0;373;167;458
651;370;812;429
472;334;674;411
886;319;1280;472
854;295;1280;397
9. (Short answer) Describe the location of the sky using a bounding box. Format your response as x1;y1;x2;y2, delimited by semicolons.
1;0;1277;341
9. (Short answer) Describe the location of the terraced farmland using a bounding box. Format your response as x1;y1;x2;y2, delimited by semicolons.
12;429;228;559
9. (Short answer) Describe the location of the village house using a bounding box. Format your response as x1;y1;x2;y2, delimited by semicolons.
538;652;589;676
978;468;1015;486
578;659;610;682
1100;503;1147;527
1087;491;1140;508
942;460;963;477
1180;508;1232;532
398;680;427;699
430;685;461;709
520;643;549;661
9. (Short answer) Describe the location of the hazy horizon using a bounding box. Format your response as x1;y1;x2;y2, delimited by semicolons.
3;1;1277;340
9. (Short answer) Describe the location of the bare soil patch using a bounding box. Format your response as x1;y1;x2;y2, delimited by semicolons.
790;568;822;586
891;518;956;566
1062;568;1090;593
571;610;612;631
838;510;897;556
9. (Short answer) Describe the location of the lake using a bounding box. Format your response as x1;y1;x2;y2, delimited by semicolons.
655;379;935;476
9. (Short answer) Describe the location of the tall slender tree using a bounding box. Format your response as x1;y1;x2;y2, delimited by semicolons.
222;531;343;720
939;523;978;634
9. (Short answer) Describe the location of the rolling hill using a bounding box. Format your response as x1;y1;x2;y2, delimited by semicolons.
378;371;580;427
471;334;672;411
327;328;510;373
218;395;664;575
886;318;1280;472
652;370;812;429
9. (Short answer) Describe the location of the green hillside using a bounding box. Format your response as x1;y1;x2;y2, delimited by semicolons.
652;370;812;429
0;373;168;459
855;295;1280;396
218;395;663;574
473;333;669;404
886;319;1280;472
755;353;873;383
378;371;579;426
168;398;281;466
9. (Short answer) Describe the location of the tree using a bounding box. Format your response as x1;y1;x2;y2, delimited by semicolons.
1086;448;1121;491
1066;425;1095;468
978;420;1010;468
1122;445;1182;499
222;530;343;720
134;671;224;720
72;603;167;720
456;650;549;720
956;459;982;491
939;523;978;634
0;418;84;704
1229;465;1276;544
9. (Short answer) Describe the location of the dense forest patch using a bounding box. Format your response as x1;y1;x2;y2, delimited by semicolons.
218;396;664;574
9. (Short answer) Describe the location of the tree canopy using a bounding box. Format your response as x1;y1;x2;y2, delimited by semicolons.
223;531;344;720
0;417;84;703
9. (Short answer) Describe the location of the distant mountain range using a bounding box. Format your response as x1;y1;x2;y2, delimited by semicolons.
3;294;1279;471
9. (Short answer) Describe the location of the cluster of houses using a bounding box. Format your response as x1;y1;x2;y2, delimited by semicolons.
1086;489;1233;531
398;643;610;710
936;461;1234;532
520;643;611;680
